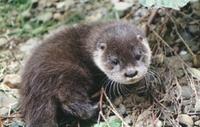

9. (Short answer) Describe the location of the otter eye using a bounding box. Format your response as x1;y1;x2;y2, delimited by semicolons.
135;55;142;60
111;58;119;65
97;43;106;50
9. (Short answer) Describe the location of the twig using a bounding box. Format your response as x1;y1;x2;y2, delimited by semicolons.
77;121;80;127
150;27;191;68
99;111;112;127
147;9;158;26
167;13;195;57
102;90;130;127
145;9;158;35
97;88;104;124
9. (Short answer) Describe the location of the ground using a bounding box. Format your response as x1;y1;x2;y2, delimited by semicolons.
0;0;200;127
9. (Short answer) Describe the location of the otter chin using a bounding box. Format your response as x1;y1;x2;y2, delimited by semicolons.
20;21;151;127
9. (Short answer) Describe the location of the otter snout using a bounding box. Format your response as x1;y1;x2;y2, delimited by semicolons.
124;70;138;78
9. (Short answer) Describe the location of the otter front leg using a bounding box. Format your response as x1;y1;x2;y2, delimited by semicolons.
58;88;99;120
62;99;98;119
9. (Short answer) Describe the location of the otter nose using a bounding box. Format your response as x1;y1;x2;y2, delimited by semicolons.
124;70;138;78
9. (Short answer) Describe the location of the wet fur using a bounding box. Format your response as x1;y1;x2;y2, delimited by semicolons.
20;21;148;127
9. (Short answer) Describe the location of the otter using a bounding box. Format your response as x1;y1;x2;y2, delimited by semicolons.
20;21;151;127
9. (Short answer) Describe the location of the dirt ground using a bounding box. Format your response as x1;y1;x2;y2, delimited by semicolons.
0;0;200;127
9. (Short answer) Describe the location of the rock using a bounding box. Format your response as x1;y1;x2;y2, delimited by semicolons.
135;109;162;127
134;8;149;18
53;12;63;21
56;1;66;9
181;86;193;99
179;50;187;56
7;61;21;74
113;96;123;106
178;114;193;127
156;120;162;127
0;37;7;48
64;0;74;10
135;109;150;127
21;10;31;19
85;9;106;22
37;12;53;22
3;74;21;89
164;56;183;70
195;99;200;111
188;24;199;34
124;115;132;125
117;104;126;115
180;53;192;61
0;85;19;116
195;120;200;126
176;69;184;78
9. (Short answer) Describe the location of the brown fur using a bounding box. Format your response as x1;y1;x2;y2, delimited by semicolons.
20;21;147;127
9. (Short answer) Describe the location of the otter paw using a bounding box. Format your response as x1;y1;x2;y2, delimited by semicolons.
63;102;99;120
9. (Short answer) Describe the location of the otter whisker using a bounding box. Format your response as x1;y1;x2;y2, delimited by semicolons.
109;80;114;98
121;85;130;95
101;77;108;86
105;79;111;95
116;83;122;96
118;83;122;96
147;69;161;85
112;81;117;98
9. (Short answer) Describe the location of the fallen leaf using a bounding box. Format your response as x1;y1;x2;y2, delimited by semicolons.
113;2;133;11
193;54;200;67
188;67;200;80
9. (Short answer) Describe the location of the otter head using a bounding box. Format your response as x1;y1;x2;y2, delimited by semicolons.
92;23;151;85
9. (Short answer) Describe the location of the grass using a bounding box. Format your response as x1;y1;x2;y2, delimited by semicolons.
0;0;116;40
0;0;86;40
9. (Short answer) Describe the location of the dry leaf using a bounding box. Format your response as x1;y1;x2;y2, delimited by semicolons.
188;67;200;80
193;54;200;68
113;2;133;11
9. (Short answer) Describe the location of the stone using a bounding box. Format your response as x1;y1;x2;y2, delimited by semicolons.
113;96;123;106
188;24;199;34
181;85;193;99
195;120;200;126
64;0;75;10
0;37;7;48
56;1;66;9
53;13;63;21
195;99;200;111
0;85;19;116
124;115;132;125
37;12;53;22
135;109;162;127
178;114;193;127
179;50;187;55
117;104;126;115
3;74;21;89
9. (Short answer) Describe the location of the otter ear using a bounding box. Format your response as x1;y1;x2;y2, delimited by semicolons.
97;42;106;50
136;35;144;42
